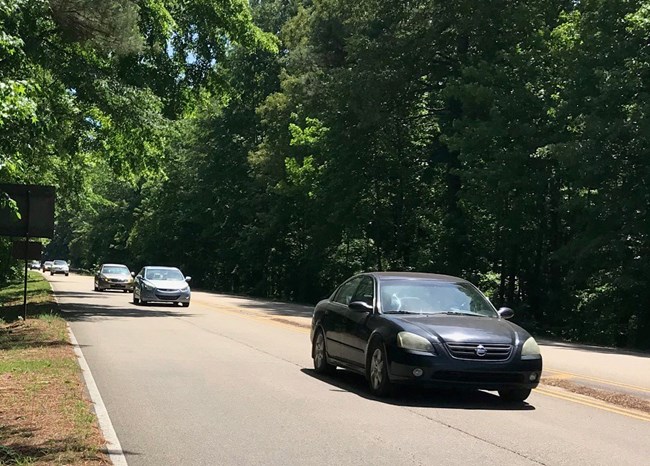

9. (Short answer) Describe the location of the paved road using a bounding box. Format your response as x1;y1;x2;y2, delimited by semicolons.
49;273;650;465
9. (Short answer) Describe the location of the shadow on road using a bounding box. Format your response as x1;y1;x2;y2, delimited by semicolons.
236;301;313;318
53;290;107;300
62;302;196;321
301;368;536;411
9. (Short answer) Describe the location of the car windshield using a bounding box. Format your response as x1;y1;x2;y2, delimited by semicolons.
379;280;498;317
53;260;67;265
103;266;130;275
145;268;184;281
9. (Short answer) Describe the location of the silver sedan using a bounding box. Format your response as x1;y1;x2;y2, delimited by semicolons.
133;266;191;307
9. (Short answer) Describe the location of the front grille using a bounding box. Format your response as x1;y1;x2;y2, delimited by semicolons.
155;294;180;300
433;371;524;384
446;343;512;361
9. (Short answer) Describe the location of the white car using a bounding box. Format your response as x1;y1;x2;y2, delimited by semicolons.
50;260;70;276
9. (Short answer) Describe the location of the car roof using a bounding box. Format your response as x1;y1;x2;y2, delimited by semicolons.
365;271;467;283
102;263;129;267
144;266;181;270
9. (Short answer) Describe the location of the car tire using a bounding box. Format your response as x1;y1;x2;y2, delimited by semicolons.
133;293;140;305
50;272;53;276
498;388;532;402
367;339;392;397
123;290;128;293
312;329;336;375
94;284;98;291
65;273;69;276
182;302;189;308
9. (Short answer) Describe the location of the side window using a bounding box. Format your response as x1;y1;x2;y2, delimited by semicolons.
332;277;362;305
352;276;374;306
137;268;144;278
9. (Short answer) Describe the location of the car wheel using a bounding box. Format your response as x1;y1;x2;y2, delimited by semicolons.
498;388;532;402
50;272;53;276
133;292;140;305
94;284;98;291
312;329;336;374
123;290;128;293
182;302;189;308
65;273;69;276
367;340;392;397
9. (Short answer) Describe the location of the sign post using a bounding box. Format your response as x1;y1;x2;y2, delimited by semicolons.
24;189;30;319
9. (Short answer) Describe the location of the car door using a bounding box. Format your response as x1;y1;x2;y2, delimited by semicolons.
342;275;375;367
323;276;363;362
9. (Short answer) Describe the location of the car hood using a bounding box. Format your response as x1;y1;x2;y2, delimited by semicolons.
394;314;521;345
144;279;188;290
103;274;131;280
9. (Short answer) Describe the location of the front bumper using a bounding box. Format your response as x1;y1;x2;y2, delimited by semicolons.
139;287;190;303
387;346;542;390
51;268;69;275
98;279;134;291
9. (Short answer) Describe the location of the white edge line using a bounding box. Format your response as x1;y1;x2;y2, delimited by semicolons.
67;323;128;466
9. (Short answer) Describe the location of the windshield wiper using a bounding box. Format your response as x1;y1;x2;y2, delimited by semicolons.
438;311;485;317
383;310;421;314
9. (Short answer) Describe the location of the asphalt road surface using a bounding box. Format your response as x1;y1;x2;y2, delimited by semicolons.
48;273;650;466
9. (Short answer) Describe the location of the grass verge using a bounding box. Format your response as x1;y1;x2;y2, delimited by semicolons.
0;272;108;465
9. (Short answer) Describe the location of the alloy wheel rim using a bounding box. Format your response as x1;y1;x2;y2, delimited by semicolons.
315;333;325;367
371;349;384;389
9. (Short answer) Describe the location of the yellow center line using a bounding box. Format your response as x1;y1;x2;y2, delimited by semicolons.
544;368;650;394
192;298;311;334
535;387;650;422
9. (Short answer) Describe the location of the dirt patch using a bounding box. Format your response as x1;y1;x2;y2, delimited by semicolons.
0;317;109;465
542;376;650;415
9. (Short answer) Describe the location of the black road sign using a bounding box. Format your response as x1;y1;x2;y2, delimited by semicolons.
0;184;55;238
12;240;42;260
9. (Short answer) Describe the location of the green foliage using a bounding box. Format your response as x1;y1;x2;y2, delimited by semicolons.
3;0;650;348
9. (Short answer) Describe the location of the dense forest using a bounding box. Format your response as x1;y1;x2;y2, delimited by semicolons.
1;0;649;349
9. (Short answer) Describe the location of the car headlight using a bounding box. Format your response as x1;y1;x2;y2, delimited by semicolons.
521;337;541;359
396;332;434;352
181;286;190;292
143;282;155;291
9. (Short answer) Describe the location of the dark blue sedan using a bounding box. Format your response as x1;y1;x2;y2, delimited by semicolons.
310;272;542;401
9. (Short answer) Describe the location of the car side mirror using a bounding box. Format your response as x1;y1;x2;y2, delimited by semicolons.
185;276;192;283
131;271;135;277
498;307;514;319
349;301;373;312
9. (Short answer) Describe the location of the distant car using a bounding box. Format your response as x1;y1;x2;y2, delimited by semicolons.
311;272;542;402
94;263;134;292
133;266;191;307
50;260;69;276
42;260;54;272
29;260;41;270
